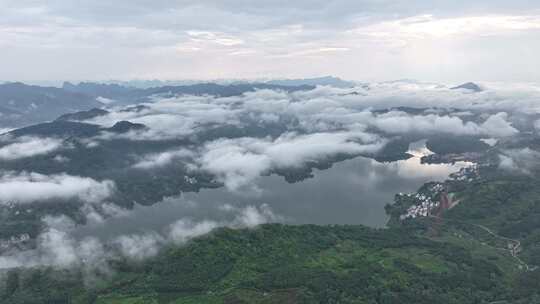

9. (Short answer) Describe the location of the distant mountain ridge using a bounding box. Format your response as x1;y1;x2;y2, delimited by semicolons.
56;108;109;122
1;81;317;129
266;76;356;88
100;76;356;89
63;82;316;104
0;82;103;128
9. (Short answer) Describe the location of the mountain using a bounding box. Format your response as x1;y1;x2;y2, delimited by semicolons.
143;83;315;98
8;121;103;138
107;120;147;133
267;76;356;88
451;82;483;92
1;223;517;303
0;82;103;128
0;81;317;129
62;82;316;104
56;108;109;122
62;81;139;101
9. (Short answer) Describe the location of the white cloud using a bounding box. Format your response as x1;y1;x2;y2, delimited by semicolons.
354;14;540;41
0;137;62;160
96;96;116;104
88;97;241;141
133;149;194;169
168;219;218;244
38;228;79;266
2;0;540;81
77;82;537;148
480;138;498;147
534;119;540;131
198;131;385;190
479;112;518;137
0;172;115;204
370;111;481;135
499;148;540;174
367;111;517;137
0;203;281;269
114;233;164;260
230;204;281;227
0;128;13;135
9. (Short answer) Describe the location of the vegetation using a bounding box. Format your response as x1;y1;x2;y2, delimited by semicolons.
426;136;490;155
0;224;517;304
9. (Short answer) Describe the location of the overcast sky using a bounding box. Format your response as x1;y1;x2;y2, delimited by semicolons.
1;0;540;83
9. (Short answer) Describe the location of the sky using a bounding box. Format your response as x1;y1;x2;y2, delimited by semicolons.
1;0;540;83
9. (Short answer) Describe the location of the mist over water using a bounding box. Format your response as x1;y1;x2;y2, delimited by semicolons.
74;143;469;241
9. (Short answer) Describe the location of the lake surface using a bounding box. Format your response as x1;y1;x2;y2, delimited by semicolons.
75;143;470;240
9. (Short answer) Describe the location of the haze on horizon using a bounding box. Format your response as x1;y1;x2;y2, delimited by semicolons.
1;0;540;83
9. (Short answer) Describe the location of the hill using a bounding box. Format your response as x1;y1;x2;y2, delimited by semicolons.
0;83;103;128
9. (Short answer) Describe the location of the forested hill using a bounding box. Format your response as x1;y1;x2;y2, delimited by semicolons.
1;221;538;304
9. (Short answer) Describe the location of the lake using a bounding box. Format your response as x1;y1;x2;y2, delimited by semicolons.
74;142;470;240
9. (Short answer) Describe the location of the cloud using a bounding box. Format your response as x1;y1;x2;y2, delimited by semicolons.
499;148;540;174
0;204;280;270
88;97;241;141
0;128;13;135
38;228;80;267
71;86;525;192
480;138;498;147
534;119;540;131
370;111;481;135
479;112;519;137
114;233;163;260
0;219;108;271
133;149;194;169
354;14;540;40
0;172;115;204
225;203;282;227
75;82;535;148
369;111;517;137
114;204;279;260
2;1;540;81
168;219;218;244
0;137;63;160
198;131;385;190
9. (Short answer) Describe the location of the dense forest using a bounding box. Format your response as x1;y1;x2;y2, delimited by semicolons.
0;224;520;303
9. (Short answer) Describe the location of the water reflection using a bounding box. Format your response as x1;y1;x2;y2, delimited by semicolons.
75;144;470;240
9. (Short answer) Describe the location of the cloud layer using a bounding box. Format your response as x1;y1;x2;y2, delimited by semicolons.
79;82;529;146
1;1;540;81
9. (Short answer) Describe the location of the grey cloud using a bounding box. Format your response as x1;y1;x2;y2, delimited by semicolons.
4;1;537;30
2;1;540;81
534;119;540;132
